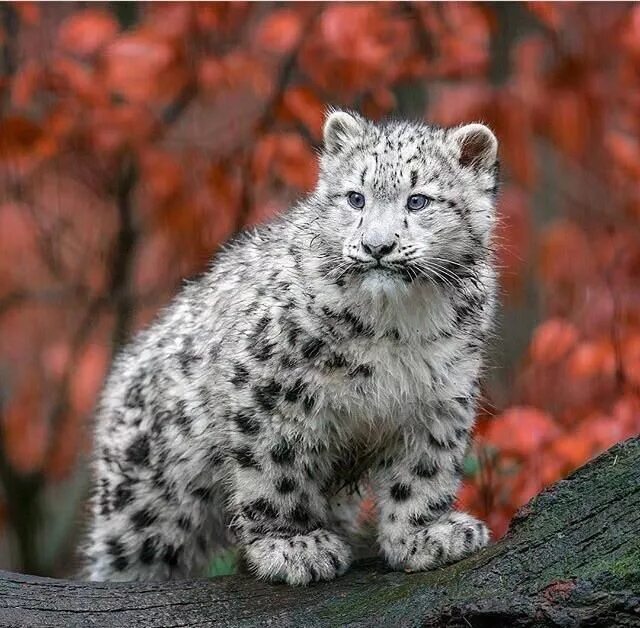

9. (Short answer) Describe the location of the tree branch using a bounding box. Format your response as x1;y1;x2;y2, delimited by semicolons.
0;437;638;626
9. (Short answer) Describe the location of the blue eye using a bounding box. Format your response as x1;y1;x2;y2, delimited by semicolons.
407;194;430;211
347;191;365;210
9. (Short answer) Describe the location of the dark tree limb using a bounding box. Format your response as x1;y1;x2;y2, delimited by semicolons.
0;437;639;627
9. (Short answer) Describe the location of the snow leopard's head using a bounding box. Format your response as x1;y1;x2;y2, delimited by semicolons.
312;109;498;295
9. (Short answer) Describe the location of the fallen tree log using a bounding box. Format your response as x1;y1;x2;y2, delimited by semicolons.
0;437;638;627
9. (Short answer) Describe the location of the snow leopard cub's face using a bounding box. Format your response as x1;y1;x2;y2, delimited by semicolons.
314;110;498;295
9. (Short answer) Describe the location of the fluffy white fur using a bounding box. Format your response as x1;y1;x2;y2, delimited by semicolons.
84;110;499;585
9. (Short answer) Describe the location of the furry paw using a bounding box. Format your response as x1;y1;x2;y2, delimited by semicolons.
244;529;352;586
382;511;489;572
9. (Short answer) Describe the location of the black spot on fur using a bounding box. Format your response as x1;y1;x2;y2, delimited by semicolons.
342;310;374;337
454;303;475;327
287;323;302;346
131;508;158;530
413;457;439;478
324;353;347;370
163;544;181;568
328;552;341;570
208;446;224;466
410;170;418;187
178;350;200;375
302;337;324;360
124;382;145;409
249;315;275;362
271;439;296;465
191;486;213;501
98;478;110;517
254;380;282;412
280;353;297;369
464;527;475;545
303;394;316;413
433;540;445;561
284;378;307;403
253;314;270;338
454;396;472;410
455;427;469;441
234;446;259;469
386;328;401;341
233;410;260;435
430;494;455;514
410;513;434;527
151;408;171;435
174;400;191;433
244;498;278;520
291;503;311;527
390;483;412;501
107;538;128;571
276;477;297;494
140;536;157;564
254;342;275;362
177;515;192;531
428;432;457;450
126;434;150;466
113;481;134;511
349;364;373;378
151;469;165;491
231;363;250;387
209;342;221;360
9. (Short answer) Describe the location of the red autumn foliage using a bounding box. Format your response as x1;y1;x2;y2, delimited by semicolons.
0;2;638;573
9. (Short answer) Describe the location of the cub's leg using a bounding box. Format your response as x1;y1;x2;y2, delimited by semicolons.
374;409;489;571
230;436;352;586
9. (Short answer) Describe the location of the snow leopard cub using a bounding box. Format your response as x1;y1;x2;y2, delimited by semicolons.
85;110;499;586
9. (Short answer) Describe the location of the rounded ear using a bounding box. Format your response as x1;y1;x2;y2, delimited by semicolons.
323;109;365;154
450;123;498;170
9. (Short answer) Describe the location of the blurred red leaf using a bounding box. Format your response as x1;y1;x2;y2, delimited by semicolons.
485;407;558;457
58;9;118;57
255;9;303;55
605;131;640;179
103;31;187;103
622;334;640;387
11;61;41;108
567;340;616;381
281;86;325;138
12;2;40;26
530;319;579;365
0;116;43;159
271;132;317;191
526;2;567;31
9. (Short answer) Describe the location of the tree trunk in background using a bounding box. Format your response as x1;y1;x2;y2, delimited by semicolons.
0;437;638;627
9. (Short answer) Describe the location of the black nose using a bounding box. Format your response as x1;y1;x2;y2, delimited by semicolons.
362;240;397;260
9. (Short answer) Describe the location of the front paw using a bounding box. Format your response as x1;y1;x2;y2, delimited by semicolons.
382;511;489;572
244;529;352;586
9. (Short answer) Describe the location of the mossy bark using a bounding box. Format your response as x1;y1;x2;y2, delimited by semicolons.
0;437;638;627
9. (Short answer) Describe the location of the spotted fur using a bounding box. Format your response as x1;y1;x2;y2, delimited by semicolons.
84;110;499;585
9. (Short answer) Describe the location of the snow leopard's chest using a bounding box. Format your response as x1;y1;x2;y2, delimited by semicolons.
315;330;467;427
